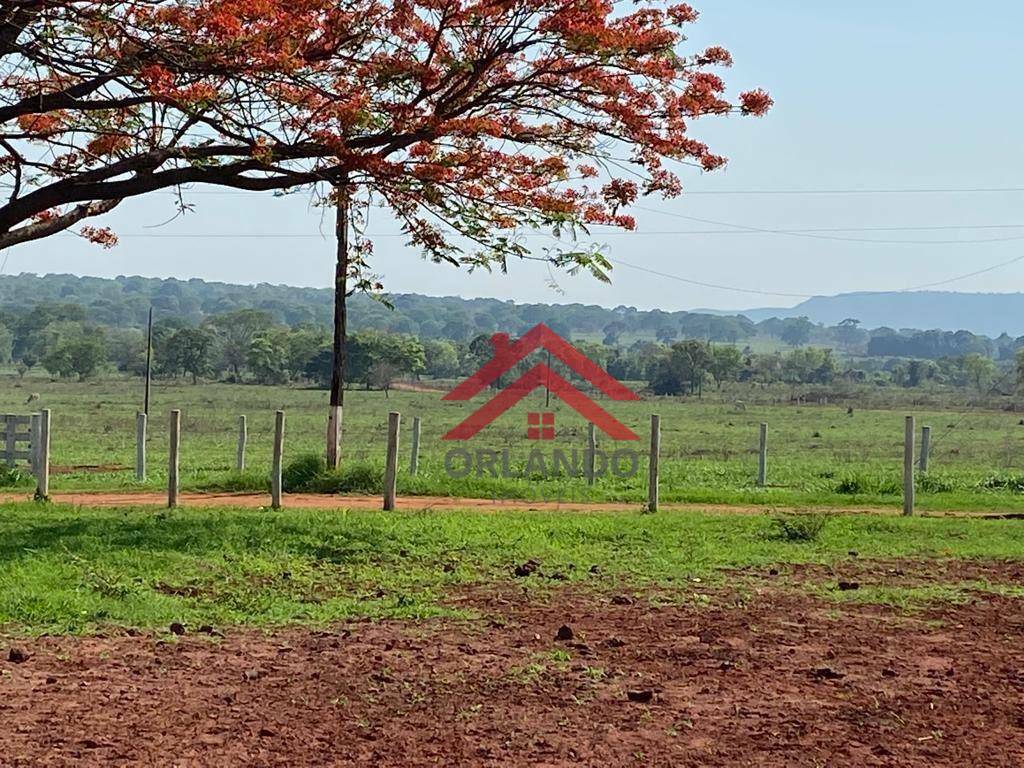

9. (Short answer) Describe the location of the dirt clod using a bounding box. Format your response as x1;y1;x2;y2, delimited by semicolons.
555;625;574;642
513;560;541;578
627;690;654;703
811;666;846;680
7;647;28;664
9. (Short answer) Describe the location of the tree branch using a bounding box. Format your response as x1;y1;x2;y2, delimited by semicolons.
0;197;120;249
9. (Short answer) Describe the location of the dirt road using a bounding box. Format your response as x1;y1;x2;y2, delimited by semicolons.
0;488;896;514
2;488;1010;517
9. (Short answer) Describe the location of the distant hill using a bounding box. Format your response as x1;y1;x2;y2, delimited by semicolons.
697;291;1024;337
0;272;756;343
1;273;1019;347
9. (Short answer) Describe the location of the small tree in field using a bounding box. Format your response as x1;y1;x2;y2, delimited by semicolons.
708;345;742;390
164;327;215;383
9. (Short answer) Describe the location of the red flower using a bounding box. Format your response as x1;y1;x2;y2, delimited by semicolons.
79;226;119;248
667;3;699;24
739;89;773;117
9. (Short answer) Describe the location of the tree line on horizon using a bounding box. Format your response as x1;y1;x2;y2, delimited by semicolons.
1;284;1020;397
2;273;1021;366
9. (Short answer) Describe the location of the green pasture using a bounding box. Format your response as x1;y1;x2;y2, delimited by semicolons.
4;374;1024;511
2;502;1024;634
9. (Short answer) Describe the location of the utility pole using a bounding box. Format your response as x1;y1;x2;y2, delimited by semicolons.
545;349;551;408
144;306;153;416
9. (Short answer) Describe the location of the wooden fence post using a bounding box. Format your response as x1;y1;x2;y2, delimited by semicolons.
326;405;342;469
647;414;660;512
903;415;915;517
757;422;768;488
168;409;181;508
383;411;400;511
409;416;421;475
236;415;247;472
3;414;16;468
30;413;40;472
919;425;931;474
271;410;285;510
136;412;147;481
35;409;50;500
585;422;597;486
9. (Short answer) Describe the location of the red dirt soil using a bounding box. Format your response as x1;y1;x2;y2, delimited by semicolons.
3;570;1024;766
0;489;983;517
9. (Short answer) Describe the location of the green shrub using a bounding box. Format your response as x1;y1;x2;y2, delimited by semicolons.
312;463;383;494
917;473;960;494
769;513;828;543
282;453;327;492
979;475;1024;493
835;472;901;496
0;465;30;488
281;453;383;494
835;476;866;495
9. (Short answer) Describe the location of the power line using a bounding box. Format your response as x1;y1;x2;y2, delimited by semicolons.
40;219;1024;299
609;252;1024;300
631;206;1024;245
54;220;1024;239
904;254;1024;291
606;257;815;299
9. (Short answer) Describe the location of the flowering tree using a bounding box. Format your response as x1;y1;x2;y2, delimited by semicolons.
0;0;375;249
0;0;770;462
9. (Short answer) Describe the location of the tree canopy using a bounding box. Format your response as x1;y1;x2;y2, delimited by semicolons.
1;0;769;276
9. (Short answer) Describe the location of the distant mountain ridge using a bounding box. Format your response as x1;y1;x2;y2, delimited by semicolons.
1;272;1020;339
695;291;1024;337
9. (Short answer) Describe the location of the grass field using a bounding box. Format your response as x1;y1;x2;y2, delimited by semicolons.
2;501;1023;635
4;373;1024;511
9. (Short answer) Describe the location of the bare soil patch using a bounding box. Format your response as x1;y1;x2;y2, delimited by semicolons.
0;489;984;517
3;569;1024;766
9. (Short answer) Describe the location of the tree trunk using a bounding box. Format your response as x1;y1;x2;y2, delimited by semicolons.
326;179;348;468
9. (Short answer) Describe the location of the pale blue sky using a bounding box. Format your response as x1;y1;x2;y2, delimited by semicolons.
7;0;1024;311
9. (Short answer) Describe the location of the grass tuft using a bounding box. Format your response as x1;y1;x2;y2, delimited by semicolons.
0;466;31;489
768;513;828;543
